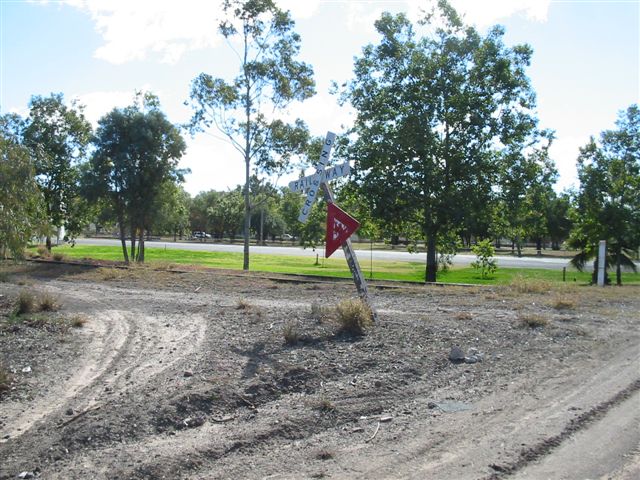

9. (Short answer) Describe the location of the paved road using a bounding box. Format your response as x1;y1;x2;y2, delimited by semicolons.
74;238;576;270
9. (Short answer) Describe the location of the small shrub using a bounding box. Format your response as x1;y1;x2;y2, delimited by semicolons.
316;449;334;460
70;315;88;328
283;321;299;345
39;293;60;312
16;290;36;315
470;239;497;279
52;252;65;261
335;298;373;335
519;313;549;329
36;246;49;257
455;311;473;321
0;364;12;394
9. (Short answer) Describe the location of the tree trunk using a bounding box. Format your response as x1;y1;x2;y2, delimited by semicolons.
130;222;137;262
425;235;437;283
138;230;145;263
117;211;129;264
260;209;265;246
616;245;622;286
45;235;52;252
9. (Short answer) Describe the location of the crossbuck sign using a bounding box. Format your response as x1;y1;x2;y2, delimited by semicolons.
294;131;374;314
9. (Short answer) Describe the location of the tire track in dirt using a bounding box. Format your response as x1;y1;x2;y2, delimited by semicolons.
0;308;130;443
1;281;209;446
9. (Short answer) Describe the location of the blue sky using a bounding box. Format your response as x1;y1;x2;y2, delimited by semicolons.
1;0;638;196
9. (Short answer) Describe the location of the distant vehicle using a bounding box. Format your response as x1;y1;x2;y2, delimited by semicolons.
282;234;294;240
192;231;211;239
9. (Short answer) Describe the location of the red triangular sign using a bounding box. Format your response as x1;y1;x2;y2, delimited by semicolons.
326;203;360;258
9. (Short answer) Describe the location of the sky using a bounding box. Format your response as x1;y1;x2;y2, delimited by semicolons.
1;0;638;196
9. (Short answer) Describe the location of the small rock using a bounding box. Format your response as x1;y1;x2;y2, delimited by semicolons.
18;472;35;479
427;402;438;409
464;355;480;364
21;366;32;374
379;416;393;423
183;371;193;378
448;346;465;363
65;408;74;416
374;380;382;388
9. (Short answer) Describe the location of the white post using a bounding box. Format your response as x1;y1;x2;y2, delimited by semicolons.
597;240;606;287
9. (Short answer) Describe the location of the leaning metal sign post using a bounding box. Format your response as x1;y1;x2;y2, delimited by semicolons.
293;131;375;316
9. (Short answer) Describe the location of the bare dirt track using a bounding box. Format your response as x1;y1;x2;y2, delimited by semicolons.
1;262;639;480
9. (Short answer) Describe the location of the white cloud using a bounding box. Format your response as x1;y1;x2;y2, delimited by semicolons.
181;133;245;195
549;135;586;192
278;0;321;19
449;0;551;26
71;88;146;126
60;0;224;64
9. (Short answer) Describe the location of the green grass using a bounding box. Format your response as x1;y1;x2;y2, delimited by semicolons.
45;245;640;285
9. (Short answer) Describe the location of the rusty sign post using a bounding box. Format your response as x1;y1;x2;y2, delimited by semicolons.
294;132;375;316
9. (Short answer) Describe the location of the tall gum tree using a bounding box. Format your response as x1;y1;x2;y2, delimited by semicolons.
86;93;187;263
23;93;92;250
187;0;315;270
341;1;541;282
569;104;640;285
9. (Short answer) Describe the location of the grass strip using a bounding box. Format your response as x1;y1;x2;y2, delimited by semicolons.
41;245;639;285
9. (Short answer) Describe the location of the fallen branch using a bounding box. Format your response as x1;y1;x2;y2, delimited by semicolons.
237;394;256;410
211;416;235;423
59;405;101;428
366;422;380;443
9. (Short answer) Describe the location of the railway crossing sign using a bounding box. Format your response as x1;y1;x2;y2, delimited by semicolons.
295;131;374;316
326;203;360;258
288;162;350;194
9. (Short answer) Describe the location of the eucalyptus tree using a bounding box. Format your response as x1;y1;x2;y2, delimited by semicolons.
23;93;92;250
499;134;557;256
0;116;44;259
86;93;186;263
341;1;541;281
187;0;315;270
569;104;640;285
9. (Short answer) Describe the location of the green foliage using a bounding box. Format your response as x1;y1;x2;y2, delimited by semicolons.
569;104;640;285
187;0;315;270
23;93;92;249
341;2;541;282
471;239;498;279
0;121;45;259
85;93;187;263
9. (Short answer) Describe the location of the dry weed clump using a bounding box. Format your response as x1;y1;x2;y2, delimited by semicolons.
455;311;473;321
39;292;60;312
16;290;37;315
236;298;252;310
283;321;300;345
70;315;88;328
310;301;330;322
52;252;65;261
552;294;576;311
0;364;12;394
99;268;121;281
510;275;553;294
0;270;9;283
519;313;549;329
335;298;373;335
36;246;49;257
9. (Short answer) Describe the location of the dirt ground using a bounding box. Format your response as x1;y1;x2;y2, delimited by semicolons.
1;261;638;480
